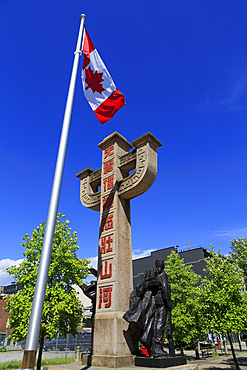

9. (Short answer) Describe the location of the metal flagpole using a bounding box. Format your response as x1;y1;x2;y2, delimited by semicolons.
21;14;86;370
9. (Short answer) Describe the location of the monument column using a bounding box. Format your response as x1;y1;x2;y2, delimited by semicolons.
76;132;162;367
93;133;133;367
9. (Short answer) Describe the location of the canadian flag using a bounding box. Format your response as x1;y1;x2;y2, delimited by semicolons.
81;28;126;124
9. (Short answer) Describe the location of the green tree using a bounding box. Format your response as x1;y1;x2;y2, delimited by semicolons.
230;237;247;281
200;246;246;370
165;251;202;354
4;213;90;370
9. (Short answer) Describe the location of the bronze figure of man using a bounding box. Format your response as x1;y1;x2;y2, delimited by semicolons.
124;259;174;358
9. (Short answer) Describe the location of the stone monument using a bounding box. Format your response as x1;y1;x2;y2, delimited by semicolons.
76;132;162;367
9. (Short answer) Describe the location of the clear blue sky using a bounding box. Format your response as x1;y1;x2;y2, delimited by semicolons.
1;1;247;285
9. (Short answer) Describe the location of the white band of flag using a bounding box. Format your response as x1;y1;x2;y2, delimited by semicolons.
81;28;125;124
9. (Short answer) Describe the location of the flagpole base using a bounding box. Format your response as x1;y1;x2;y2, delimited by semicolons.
21;350;37;370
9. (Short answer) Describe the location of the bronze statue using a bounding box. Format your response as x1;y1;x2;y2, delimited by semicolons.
80;268;97;317
124;259;175;358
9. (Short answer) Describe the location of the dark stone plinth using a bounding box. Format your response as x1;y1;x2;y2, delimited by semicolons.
81;353;91;366
135;356;187;368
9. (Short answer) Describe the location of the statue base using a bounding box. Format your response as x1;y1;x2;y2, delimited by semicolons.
135;355;187;368
91;354;134;368
81;353;91;366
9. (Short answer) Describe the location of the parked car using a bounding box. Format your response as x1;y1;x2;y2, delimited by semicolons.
43;338;59;351
43;333;91;352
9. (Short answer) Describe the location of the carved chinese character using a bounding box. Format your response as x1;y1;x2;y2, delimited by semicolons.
102;214;113;232
98;287;113;309
100;260;112;279
104;145;114;159
104;158;114;174
103;175;114;192
103;287;112;308
101;235;113;254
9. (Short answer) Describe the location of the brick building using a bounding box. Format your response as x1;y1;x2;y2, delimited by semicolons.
0;297;10;345
0;284;23;345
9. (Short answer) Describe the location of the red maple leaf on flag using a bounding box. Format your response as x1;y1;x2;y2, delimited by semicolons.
85;66;105;94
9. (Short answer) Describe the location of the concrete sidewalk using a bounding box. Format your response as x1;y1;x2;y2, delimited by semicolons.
44;348;247;370
189;351;247;370
44;364;196;370
187;346;247;370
